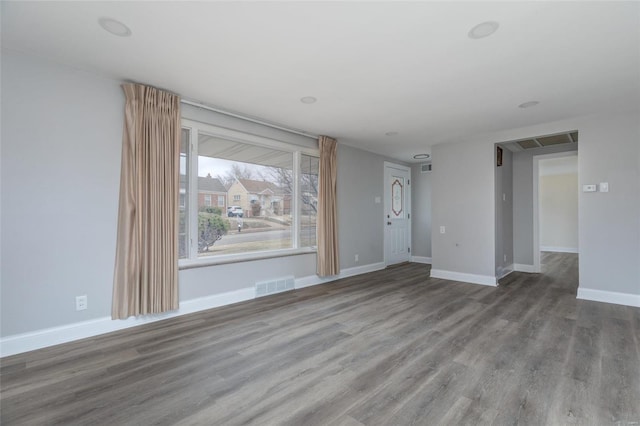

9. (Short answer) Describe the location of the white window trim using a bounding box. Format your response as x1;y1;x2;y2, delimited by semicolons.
180;247;316;269
184;119;318;157
179;119;318;267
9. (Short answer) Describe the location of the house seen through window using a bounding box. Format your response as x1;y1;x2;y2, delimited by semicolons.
179;122;318;260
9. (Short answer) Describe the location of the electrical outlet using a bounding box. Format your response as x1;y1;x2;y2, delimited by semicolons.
355;254;359;262
76;295;87;311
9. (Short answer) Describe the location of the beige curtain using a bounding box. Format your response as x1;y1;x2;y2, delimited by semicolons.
317;135;340;276
112;83;181;319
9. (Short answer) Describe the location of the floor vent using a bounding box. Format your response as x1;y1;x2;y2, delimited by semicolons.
255;276;295;297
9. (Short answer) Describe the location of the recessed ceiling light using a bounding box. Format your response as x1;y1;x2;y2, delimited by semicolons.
385;131;399;136
99;17;132;37
518;101;540;109
468;21;499;39
413;154;431;160
300;96;317;104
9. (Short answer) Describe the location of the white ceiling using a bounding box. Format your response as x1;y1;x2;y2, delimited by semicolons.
2;2;639;163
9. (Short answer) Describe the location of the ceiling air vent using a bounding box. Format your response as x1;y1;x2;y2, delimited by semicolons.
537;134;574;146
509;131;578;151
421;163;432;173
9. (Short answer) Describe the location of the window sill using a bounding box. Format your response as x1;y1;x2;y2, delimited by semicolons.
178;247;317;270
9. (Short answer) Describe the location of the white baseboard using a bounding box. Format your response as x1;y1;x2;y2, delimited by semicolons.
430;269;497;287
0;262;387;357
577;288;640;308
411;256;432;264
295;262;386;289
540;246;579;253
0;287;255;358
497;264;515;279
514;263;538;273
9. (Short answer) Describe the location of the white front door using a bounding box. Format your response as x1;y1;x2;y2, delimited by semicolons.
384;162;411;266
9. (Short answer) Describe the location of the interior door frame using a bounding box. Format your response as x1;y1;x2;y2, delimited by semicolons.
383;161;412;266
532;151;578;272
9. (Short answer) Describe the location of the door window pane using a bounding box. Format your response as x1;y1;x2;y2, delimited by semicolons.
391;176;404;218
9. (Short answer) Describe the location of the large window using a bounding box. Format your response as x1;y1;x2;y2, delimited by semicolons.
179;120;318;262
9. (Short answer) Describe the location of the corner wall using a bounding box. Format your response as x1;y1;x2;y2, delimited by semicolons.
431;140;496;284
337;145;402;270
430;112;639;306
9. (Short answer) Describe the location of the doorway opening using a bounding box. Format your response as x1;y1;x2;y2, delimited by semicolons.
534;152;579;272
496;130;579;279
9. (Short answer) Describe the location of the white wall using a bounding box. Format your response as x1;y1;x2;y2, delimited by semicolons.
431;140;496;282
411;164;432;260
1;51;124;336
1;51;398;342
578;112;639;298
540;172;578;252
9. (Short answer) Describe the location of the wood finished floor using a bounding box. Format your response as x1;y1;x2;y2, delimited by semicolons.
2;253;639;425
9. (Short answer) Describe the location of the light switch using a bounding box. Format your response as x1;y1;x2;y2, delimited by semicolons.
583;184;597;192
599;182;609;192
440;226;446;234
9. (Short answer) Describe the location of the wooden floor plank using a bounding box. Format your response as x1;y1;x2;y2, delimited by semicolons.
2;253;639;425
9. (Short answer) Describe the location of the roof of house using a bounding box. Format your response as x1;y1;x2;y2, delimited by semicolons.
198;175;226;193
237;179;282;194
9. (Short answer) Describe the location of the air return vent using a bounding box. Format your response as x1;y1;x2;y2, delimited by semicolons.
421;163;432;173
255;276;295;297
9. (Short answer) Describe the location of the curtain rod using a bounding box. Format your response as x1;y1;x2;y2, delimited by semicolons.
180;99;318;140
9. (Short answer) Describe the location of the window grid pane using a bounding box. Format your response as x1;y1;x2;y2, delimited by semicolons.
300;154;319;248
196;132;296;257
178;128;190;259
